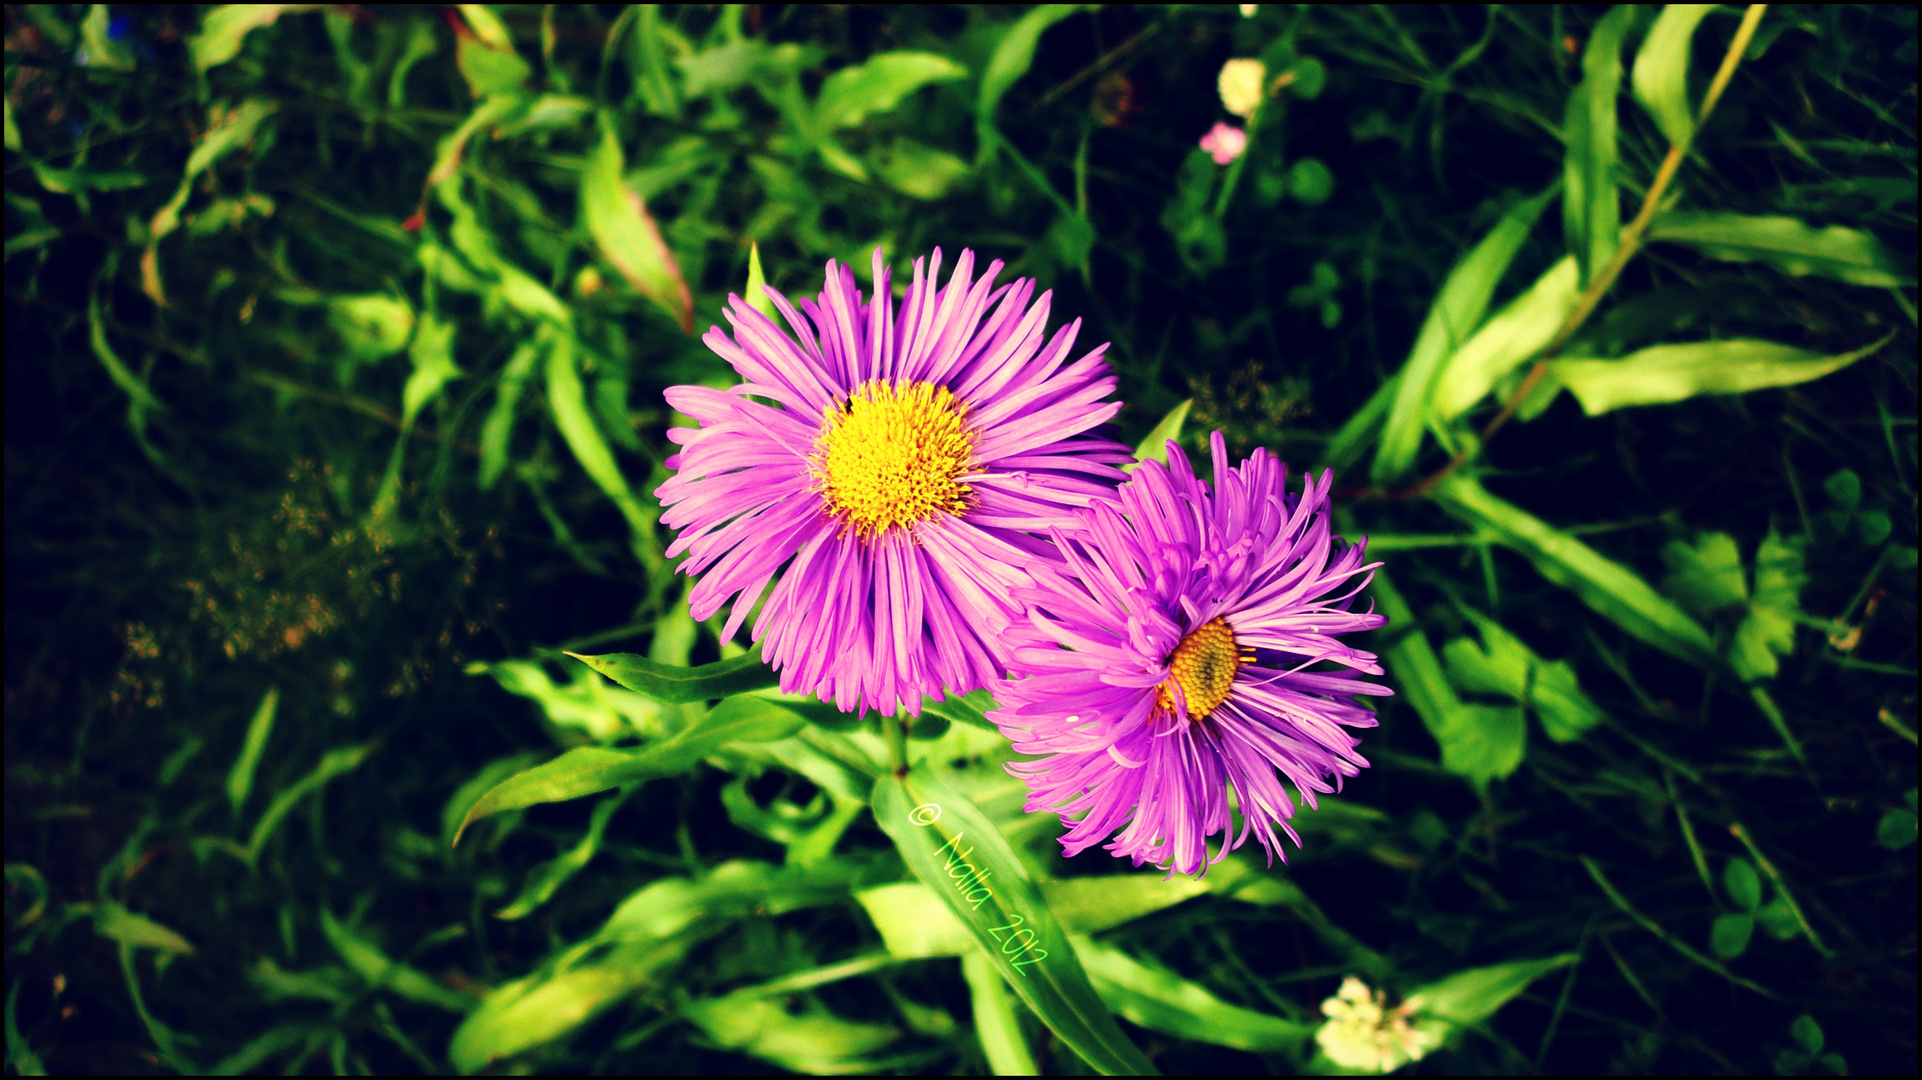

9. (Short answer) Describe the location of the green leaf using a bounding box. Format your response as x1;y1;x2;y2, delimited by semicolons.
1406;954;1577;1029
1660;532;1749;619
448;941;685;1073
872;767;1156;1075
1822;469;1862;512
817;51;967;130
478;341;540;489
744;241;776;320
1366;573;1486;780
1724;858;1764;911
1374;184;1557;483
1125;399;1192;472
225;686;278;816
4;980;45;1076
1443;633;1528;700
1563;5;1635;285
1730;528;1807;682
1286;158;1335;205
870;138;972;201
1551;336;1889;416
976;6;1086;164
1530;658;1604;743
1445;610;1603;745
1075;937;1313;1053
1647;212;1917;287
600;859;871;943
1631;5;1716;147
682;991;898;1074
189;5;317;72
401;310;461;429
1710;912;1755;959
456;34;531;98
1876;808;1918;849
544;331;654;541
566;651;780;704
455;4;514;50
246;744;373;865
319;910;475;1013
1791;1013;1825;1055
918;688;1000;735
1433;475;1718;668
495;788;628;920
1431;255;1580;421
962;950;1040;1075
94;903;194;955
1755;896;1800;940
629;7;683;118
328;294;416;361
1442;705;1527;785
582;119;693;332
454;697;804;841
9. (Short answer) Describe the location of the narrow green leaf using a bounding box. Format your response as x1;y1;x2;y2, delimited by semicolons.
1431;255;1580;421
1648;212;1917;287
80;4;134;70
4;980;46;1076
88;287;164;415
94;903;194;955
544;331;653;541
976;6;1086;165
1322;376;1395;472
567;651;779;704
744;241;776;320
1075;937;1313;1053
478;341;540;489
1551;336;1890;416
1124;399;1192;472
917;688;1000;734
455;4;513;51
1374;184;1557;483
495;788;628;920
1724;858;1763;911
189;5;318;73
226;686;278;815
682;990;898;1074
856;872;1208;962
872;767;1157;1075
600;858;871;943
630;6;683;119
448;941;685;1073
319;910;475;1013
454;697;804;841
583;119;692;332
816;51;967;130
962;950;1040;1075
1407;954;1578;1028
1631;5;1716;147
1563;5;1635;285
246;744;373;865
1433;475;1718;668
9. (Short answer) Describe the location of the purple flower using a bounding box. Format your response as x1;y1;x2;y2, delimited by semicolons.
657;249;1129;715
989;432;1389;876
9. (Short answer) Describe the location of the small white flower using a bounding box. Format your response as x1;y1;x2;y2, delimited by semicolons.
1315;977;1445;1073
1217;58;1267;118
1240;4;1259;16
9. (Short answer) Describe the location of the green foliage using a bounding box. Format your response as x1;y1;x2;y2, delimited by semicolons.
6;4;1914;1075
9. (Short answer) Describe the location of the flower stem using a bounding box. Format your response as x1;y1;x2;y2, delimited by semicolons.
886;712;910;777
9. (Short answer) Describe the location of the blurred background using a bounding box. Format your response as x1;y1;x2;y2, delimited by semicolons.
4;4;1915;1074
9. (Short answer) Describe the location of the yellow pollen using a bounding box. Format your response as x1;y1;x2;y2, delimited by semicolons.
1155;617;1249;721
812;379;976;537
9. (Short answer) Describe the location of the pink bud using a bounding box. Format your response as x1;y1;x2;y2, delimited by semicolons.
1199;122;1248;166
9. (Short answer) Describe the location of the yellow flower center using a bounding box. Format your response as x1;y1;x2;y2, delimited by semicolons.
1155;616;1249;721
812;380;976;537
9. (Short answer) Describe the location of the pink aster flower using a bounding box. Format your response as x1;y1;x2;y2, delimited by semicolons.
989;432;1389;876
656;249;1130;715
1199;122;1248;165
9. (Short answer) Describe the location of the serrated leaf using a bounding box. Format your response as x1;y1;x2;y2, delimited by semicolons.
1660;532;1749;618
1432;255;1581;421
1724;858;1764;911
1632;5;1716;147
566;651;780;704
1075;937;1313;1053
454;697;804;842
1648;212;1916;287
1709;912;1754;959
1374;184;1557;483
582;119;693;332
1552;336;1889;416
816;51;967;130
872;767;1156;1075
1125;399;1192;473
1434;475;1718;668
1730;528;1806;682
1563;5;1635;285
1529;658;1603;743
